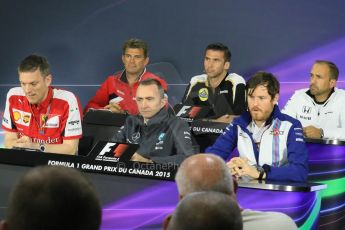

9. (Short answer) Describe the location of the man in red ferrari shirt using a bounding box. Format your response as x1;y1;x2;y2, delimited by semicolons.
84;38;168;115
2;54;82;155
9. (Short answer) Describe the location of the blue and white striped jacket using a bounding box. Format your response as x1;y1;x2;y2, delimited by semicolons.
206;105;309;182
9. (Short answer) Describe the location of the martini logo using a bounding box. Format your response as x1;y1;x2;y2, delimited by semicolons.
270;129;284;136
198;88;209;101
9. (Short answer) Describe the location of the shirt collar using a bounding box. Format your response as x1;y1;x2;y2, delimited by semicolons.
306;87;335;105
139;107;168;126
30;87;53;110
206;72;228;87
120;68;147;83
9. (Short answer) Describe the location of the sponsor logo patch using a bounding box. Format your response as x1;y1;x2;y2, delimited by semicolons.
131;132;140;142
270;129;284;136
70;107;79;112
23;115;30;124
13;111;21;121
198;88;209;101
68;120;80;126
12;109;31;126
42;114;60;128
158;133;165;141
302;106;312;114
296;138;304;142
2;117;9;124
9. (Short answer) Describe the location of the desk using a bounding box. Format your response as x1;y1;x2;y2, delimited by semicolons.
237;181;325;229
190;121;345;229
306;138;345;230
0;146;325;230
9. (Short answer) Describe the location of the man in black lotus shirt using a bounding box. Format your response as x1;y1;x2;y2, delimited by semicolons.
111;78;195;165
181;43;246;123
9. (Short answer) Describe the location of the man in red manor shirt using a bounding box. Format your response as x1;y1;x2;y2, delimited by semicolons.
2;54;82;155
84;38;168;115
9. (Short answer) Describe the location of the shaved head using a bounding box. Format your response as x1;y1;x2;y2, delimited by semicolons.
175;154;234;197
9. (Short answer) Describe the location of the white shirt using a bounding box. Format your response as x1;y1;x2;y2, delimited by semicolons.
282;88;345;139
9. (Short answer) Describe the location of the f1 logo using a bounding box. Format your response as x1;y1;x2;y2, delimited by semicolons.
98;143;116;156
98;142;128;158
176;105;191;117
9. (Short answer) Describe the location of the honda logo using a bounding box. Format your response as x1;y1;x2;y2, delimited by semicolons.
302;106;312;114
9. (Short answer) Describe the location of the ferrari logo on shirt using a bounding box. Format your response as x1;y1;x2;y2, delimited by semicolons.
12;109;31;126
41;114;48;123
41;114;60;128
198;88;209;101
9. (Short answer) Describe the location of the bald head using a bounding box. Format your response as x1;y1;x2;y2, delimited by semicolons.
167;191;243;230
175;154;234;197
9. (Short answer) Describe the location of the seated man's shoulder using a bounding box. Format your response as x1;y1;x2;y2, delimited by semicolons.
109;72;128;85
189;74;208;84
242;209;297;230
278;112;304;129
53;88;79;102
225;73;246;84
335;88;345;96
292;88;310;98
165;114;190;130
166;113;186;123
107;74;119;81
125;114;141;125
7;87;24;96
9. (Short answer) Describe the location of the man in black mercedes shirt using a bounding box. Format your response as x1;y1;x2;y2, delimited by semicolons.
111;78;195;165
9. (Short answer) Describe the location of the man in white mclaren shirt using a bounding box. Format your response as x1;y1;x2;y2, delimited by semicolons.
282;60;345;139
